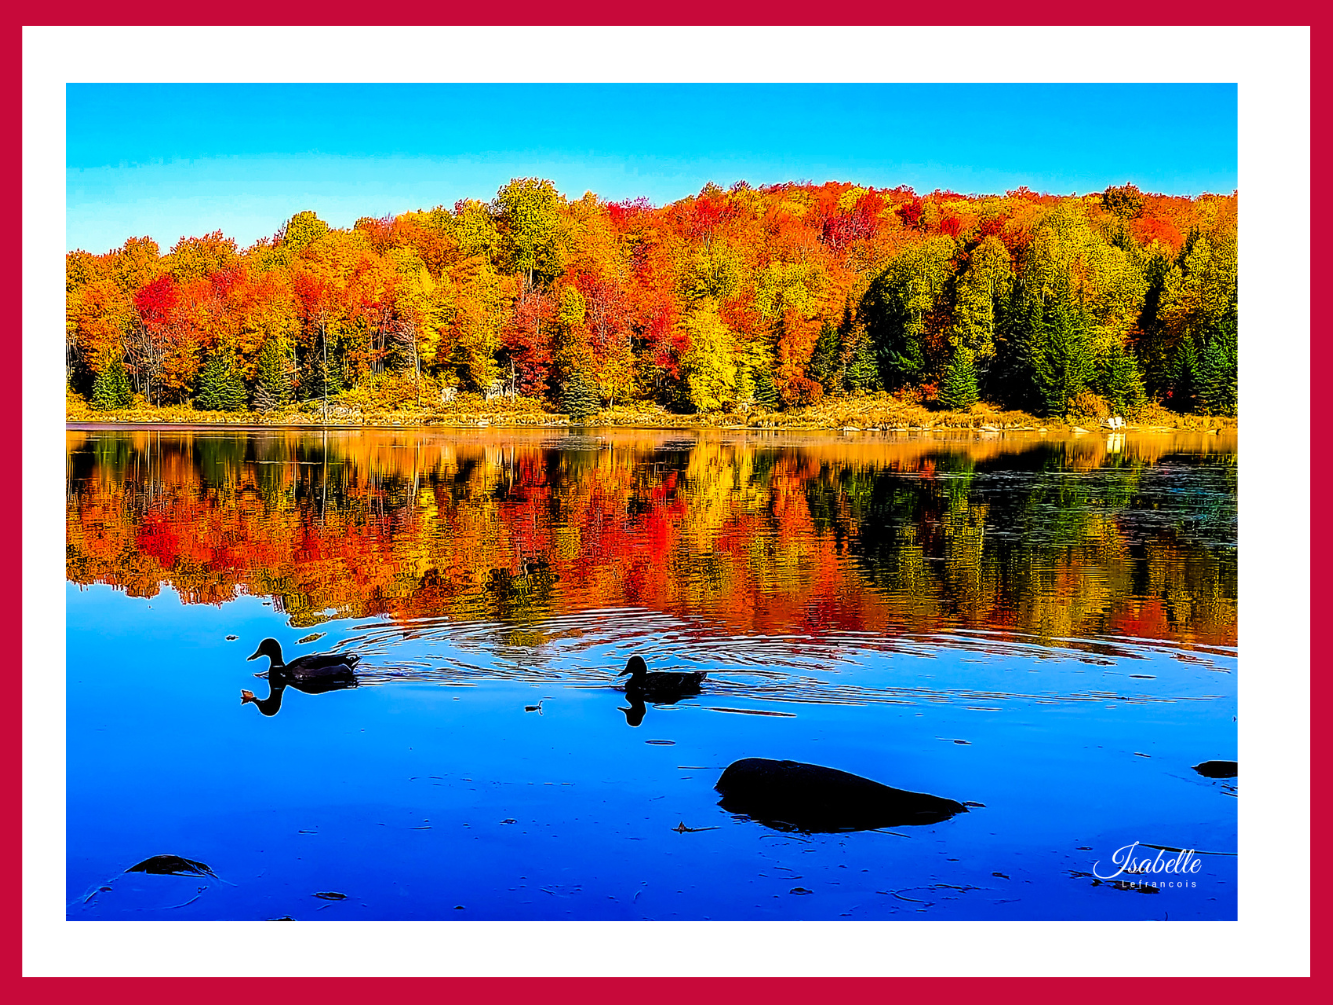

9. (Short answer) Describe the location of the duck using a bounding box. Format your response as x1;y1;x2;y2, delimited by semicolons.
714;757;967;833
247;637;360;678
617;655;706;697
1192;760;1238;779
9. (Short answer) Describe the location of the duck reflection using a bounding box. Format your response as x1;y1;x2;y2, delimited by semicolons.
616;679;704;728
241;668;358;717
619;693;648;726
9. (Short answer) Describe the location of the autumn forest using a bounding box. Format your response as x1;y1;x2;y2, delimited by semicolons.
65;180;1239;421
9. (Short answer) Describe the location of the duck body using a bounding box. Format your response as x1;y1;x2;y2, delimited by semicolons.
617;656;705;697
1192;760;1238;779
247;637;360;679
715;757;967;833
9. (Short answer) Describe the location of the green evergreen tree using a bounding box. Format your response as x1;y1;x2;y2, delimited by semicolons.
90;357;133;411
560;370;600;421
734;360;754;406
195;350;247;411
1197;318;1238;417
1165;335;1200;413
985;277;1042;412
751;364;779;410
844;334;880;392
807;321;842;393
252;338;292;411
1028;291;1094;417
938;347;979;410
1098;343;1147;416
841;301;882;393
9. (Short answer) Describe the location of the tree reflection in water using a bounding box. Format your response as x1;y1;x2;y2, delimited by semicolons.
66;427;1237;650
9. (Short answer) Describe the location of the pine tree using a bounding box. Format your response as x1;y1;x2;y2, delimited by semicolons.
986;277;1043;412
734;360;754;407
90;357;133;411
1028;290;1094;417
752;364;779;410
1165;336;1200;413
843;307;881;393
560;370;600;421
938;347;979;410
807;321;842;393
1197;319;1238;417
195;350;247;411
1098;343;1147;416
252;338;292;411
844;338;879;392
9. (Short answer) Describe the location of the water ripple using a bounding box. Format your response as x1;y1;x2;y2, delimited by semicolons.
335;607;1234;710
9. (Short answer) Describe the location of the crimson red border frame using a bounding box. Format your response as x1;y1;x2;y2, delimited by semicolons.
15;5;1323;994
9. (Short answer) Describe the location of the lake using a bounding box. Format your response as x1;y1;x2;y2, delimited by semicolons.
65;425;1237;920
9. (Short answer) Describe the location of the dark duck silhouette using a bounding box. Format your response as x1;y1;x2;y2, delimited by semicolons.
242;638;360;716
715;757;967;833
617;655;705;698
247;637;360;678
1192;760;1238;779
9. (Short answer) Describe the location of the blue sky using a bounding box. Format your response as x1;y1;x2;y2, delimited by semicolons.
66;83;1238;255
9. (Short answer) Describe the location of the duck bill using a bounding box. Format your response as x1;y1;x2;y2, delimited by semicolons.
246;649;261;661
616;668;631;677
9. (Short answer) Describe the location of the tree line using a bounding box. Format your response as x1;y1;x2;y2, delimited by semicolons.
66;179;1238;419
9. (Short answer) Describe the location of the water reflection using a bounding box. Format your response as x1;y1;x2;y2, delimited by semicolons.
66;427;1236;650
241;668;358;717
619;693;647;727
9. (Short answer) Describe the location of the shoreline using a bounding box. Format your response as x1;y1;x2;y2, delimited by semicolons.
65;398;1238;435
65;418;1236;436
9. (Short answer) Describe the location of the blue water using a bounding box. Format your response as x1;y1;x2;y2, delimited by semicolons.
67;584;1237;921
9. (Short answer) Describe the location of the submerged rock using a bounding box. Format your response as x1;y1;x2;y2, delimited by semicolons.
715;757;967;832
1192;760;1238;779
125;854;217;878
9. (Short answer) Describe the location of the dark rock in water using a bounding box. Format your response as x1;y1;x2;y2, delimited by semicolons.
715;757;967;832
125;855;217;878
1192;760;1238;779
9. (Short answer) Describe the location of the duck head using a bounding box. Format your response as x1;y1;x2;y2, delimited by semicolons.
247;638;286;669
617;656;648;683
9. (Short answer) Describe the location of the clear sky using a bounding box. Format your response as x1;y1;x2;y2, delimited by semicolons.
66;83;1237;255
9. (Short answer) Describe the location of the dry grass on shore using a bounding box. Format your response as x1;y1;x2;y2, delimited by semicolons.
66;389;1236;432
